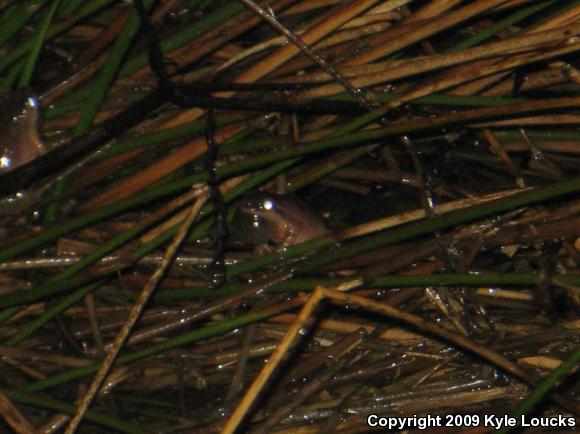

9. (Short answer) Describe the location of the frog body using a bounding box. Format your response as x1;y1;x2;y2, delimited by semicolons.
232;193;328;249
0;90;44;173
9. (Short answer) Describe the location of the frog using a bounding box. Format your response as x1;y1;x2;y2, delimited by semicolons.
0;89;45;174
231;193;329;250
0;90;48;217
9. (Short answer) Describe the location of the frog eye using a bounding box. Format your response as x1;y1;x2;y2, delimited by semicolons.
0;153;12;171
261;198;274;211
245;196;275;212
26;96;39;109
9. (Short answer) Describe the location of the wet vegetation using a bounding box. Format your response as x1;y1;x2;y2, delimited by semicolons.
0;1;579;433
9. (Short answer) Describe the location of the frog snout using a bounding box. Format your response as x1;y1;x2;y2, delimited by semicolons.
231;208;269;245
230;194;328;249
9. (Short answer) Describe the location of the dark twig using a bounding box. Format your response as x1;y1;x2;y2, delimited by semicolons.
132;0;172;88
204;109;228;287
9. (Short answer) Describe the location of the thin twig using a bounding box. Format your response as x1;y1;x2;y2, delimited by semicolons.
65;189;209;434
224;285;579;433
238;0;375;109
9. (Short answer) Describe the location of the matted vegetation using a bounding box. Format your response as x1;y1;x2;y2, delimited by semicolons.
0;1;578;433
